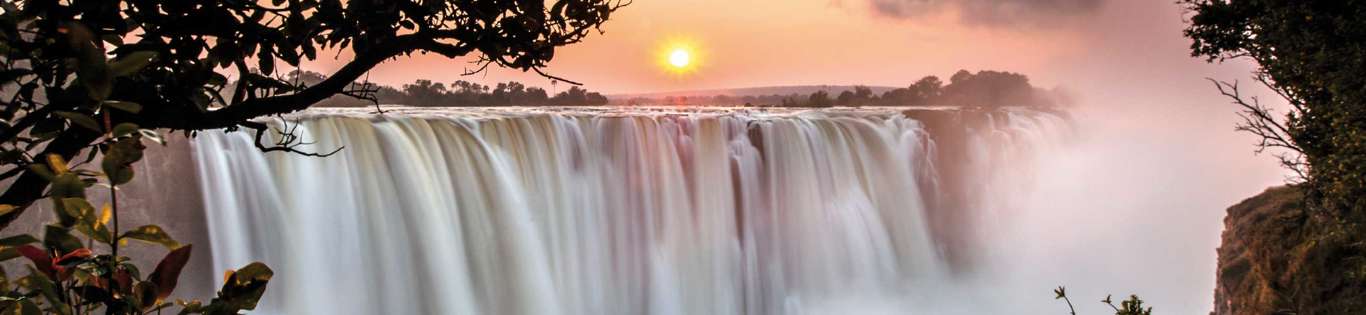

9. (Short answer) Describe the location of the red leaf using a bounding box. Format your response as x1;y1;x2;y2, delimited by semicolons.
149;245;192;301
114;269;132;293
15;245;54;277
55;248;92;265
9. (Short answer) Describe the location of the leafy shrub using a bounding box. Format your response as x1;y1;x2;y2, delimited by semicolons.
0;125;272;314
1054;286;1153;315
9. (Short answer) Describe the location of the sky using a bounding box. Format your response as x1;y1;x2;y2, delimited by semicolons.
306;1;1292;312
302;0;1216;95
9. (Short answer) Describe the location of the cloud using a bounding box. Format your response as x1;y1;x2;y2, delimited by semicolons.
867;0;1106;26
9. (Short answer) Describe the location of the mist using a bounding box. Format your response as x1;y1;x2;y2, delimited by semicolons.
249;0;1296;312
921;1;1290;313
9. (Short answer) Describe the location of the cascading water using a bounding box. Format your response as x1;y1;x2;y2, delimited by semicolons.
190;107;1069;315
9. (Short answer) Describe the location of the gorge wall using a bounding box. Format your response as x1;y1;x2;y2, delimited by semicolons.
1214;186;1366;315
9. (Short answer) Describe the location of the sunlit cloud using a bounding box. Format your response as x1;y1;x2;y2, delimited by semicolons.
865;0;1107;26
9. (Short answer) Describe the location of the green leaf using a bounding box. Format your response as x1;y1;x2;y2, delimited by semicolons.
52;197;92;228
101;136;145;185
70;285;112;307
213;262;273;312
47;172;88;199
0;235;37;247
101;34;124;47
54;111;101;133
0;204;16;218
256;50;274;75
71;23;112;101
191;89;211;109
119;225;179;249
149;245;192;301
42;225;83;254
58;198;94;223
0;247;20;262
24;265;62;307
112;122;140;138
47;181;88;227
74;219;112;245
134;281;158;311
16;298;39;315
109;51;157;77
103;101;142;114
26;164;54;181
28;117;62;140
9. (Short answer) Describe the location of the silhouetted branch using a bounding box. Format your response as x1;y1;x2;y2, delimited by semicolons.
1209;78;1308;183
1055;286;1077;315
533;68;583;86
240;118;342;157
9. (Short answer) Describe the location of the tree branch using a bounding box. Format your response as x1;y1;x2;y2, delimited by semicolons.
1209;78;1308;183
240;120;342;157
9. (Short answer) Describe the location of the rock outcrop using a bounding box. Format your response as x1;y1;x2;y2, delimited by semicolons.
1214;186;1366;314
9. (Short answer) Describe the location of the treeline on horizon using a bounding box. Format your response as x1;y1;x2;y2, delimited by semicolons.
289;69;1065;107
281;70;612;107
623;70;1071;107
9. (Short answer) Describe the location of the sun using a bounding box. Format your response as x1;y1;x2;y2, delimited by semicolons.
669;49;691;68
658;39;701;75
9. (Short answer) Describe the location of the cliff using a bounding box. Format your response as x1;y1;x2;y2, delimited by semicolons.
1214;186;1366;314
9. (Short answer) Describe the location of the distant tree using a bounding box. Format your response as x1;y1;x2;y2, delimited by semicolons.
835;86;876;106
402;80;450;106
909;76;944;104
524;87;552;105
547;86;608;106
939;70;1036;107
837;90;858;105
854;86;875;101
809;90;833;107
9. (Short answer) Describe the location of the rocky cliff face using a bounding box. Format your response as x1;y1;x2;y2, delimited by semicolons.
1214;186;1366;315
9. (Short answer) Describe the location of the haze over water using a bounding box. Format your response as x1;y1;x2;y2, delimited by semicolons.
213;0;1287;313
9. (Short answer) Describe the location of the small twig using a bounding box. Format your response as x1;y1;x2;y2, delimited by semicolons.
240;120;342;157
1054;286;1076;315
532;67;583;86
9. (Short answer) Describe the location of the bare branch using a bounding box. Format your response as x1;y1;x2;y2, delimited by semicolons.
1208;78;1308;183
533;67;583;86
240;120;342;158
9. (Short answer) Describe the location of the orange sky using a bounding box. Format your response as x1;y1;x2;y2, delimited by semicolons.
298;0;1118;94
293;0;1259;100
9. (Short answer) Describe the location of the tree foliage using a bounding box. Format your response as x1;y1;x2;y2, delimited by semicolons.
0;0;623;313
349;77;607;107
0;129;272;314
1185;1;1366;312
0;0;627;228
1183;0;1366;217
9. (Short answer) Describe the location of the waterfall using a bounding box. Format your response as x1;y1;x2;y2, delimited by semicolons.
190;107;1069;315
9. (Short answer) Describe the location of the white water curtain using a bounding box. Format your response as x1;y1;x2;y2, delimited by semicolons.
192;108;1067;315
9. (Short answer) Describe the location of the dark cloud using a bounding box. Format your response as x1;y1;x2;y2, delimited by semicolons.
867;0;1106;26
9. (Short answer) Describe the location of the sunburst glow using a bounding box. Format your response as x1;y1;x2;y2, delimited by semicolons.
658;39;701;75
669;49;691;68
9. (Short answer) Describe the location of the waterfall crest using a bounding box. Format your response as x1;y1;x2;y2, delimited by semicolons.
191;107;1068;314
